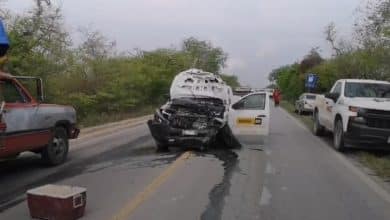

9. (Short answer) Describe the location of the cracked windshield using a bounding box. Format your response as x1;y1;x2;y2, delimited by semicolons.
1;0;390;220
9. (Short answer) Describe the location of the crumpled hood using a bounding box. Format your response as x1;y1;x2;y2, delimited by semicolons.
344;97;390;111
169;69;230;103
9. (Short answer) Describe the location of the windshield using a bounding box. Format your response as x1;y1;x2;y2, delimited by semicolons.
344;82;390;98
306;95;316;100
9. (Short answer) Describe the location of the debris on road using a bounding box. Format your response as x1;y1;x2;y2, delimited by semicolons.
27;184;87;220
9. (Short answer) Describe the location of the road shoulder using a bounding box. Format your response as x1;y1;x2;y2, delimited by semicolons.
278;105;390;202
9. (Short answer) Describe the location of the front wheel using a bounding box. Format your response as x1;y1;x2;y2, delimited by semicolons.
42;127;69;166
333;119;346;152
298;107;303;115
313;111;325;136
156;142;169;152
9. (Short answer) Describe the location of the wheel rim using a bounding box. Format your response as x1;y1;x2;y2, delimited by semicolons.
52;136;66;158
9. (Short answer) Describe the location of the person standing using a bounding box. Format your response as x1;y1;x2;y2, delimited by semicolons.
273;88;281;106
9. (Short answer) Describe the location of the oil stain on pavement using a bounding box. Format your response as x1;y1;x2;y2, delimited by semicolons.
199;149;240;220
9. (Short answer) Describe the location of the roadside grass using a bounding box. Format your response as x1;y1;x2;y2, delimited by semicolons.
79;106;156;128
358;152;390;180
280;100;390;181
280;101;314;129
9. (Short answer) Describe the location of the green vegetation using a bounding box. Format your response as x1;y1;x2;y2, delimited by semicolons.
359;152;390;180
272;0;390;181
0;1;239;127
280;101;314;129
269;0;390;101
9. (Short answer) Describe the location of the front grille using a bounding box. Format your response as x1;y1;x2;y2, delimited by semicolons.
366;118;390;129
366;109;390;116
171;116;196;129
362;109;390;129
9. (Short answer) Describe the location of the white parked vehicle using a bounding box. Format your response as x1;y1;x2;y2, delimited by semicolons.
313;79;390;151
295;93;317;115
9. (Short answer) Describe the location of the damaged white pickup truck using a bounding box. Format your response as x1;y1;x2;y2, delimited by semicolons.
148;69;270;150
148;69;232;150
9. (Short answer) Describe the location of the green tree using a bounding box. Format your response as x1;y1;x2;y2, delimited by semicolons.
182;37;228;73
220;74;240;88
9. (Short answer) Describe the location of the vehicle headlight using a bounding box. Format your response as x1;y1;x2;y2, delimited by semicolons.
349;106;367;114
349;106;360;112
154;113;162;123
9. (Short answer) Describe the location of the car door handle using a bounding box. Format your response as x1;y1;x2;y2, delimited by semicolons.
256;115;267;118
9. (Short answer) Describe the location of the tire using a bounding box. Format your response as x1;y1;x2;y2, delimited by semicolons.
313;111;325;136
333;119;346;152
42;127;69;166
156;142;169;151
298;107;303;115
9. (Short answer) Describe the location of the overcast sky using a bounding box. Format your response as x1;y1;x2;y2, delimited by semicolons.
3;0;362;87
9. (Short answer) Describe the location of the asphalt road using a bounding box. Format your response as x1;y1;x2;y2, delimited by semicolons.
1;106;390;220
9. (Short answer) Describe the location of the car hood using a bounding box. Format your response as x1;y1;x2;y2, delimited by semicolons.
170;69;230;103
344;97;390;111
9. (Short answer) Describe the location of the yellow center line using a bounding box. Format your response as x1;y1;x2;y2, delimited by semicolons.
110;151;193;220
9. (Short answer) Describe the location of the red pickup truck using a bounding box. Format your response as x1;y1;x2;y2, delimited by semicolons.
0;72;79;165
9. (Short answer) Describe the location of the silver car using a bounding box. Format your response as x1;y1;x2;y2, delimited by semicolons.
295;93;317;115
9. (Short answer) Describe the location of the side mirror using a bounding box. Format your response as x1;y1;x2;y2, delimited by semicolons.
325;92;339;103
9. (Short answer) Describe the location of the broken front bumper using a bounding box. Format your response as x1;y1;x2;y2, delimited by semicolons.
147;120;218;148
69;125;80;139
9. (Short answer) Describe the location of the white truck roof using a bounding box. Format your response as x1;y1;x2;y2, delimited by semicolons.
338;79;390;84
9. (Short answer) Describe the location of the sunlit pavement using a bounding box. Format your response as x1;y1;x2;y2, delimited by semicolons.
1;107;390;220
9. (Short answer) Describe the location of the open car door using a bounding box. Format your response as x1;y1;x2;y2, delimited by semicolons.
228;92;270;146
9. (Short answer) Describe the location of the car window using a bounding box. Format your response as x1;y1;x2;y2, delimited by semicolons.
332;82;342;94
344;82;390;98
234;93;266;110
306;95;316;99
0;80;28;103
